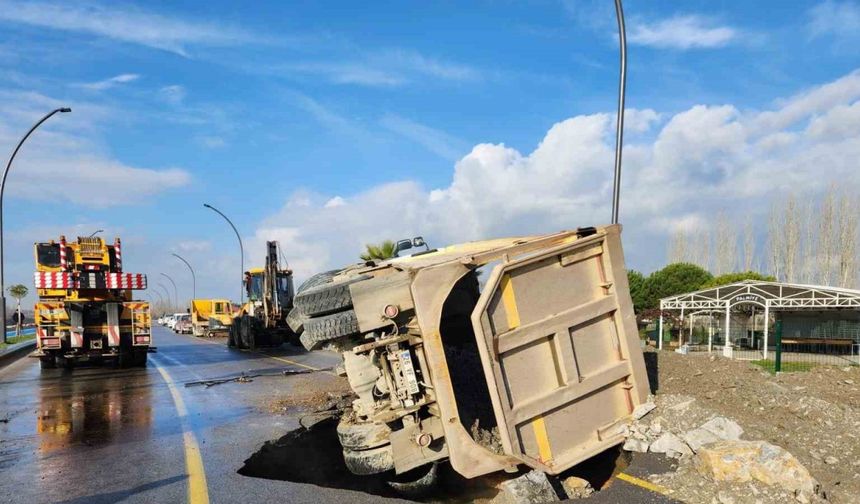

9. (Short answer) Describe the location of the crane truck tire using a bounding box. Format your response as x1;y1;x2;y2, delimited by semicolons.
299;310;360;351
293;274;371;317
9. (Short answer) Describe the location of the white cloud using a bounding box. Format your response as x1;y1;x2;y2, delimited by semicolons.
0;0;262;56
76;73;140;91
196;135;226;149
273;49;479;88
159;85;187;105
255;69;860;278
623;108;662;133
629;15;736;49
0;90;191;207
276;62;405;87
380;114;468;160
324;196;346;208
808;1;860;41
175;241;212;253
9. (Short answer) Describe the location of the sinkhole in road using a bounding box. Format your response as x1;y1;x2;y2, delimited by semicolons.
237;417;630;502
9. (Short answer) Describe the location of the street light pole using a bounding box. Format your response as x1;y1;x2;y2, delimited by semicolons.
88;229;104;238
610;0;627;225
157;283;173;312
160;273;180;311
171;253;196;301
203;203;244;306
0;107;71;343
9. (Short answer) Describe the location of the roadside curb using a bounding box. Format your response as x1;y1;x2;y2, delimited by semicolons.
0;339;36;369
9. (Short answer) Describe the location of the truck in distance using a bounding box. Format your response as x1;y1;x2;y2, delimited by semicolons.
191;299;233;337
31;235;152;369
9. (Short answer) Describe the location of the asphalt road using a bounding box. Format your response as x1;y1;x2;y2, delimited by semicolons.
0;326;677;504
0;325;400;504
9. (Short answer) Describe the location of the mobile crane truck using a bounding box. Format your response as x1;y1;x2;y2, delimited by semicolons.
31;235;152;369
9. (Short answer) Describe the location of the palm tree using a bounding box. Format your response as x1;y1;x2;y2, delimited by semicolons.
7;284;28;337
360;240;398;261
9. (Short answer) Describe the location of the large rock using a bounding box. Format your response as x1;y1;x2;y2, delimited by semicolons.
623;437;650;453
684;416;744;452
699;417;743;441
649;432;693;458
695;440;819;501
632;401;656;420
494;470;558;504
561;476;594;499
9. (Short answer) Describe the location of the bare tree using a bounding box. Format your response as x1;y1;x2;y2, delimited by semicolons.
743;217;756;272
837;192;858;288
819;186;836;285
783;195;801;283
715;212;737;275
767;202;785;281
668;228;688;264
801;201;816;284
695;227;711;271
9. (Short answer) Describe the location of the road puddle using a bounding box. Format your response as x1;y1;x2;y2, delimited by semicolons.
238;417;630;502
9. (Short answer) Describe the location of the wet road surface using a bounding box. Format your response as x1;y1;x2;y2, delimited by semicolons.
0;326;398;504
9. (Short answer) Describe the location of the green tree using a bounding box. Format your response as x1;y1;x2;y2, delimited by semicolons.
360;240;398;261
642;263;713;310
702;271;776;289
7;284;28;336
627;270;648;313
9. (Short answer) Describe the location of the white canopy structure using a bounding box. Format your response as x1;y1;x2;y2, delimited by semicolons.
658;280;860;357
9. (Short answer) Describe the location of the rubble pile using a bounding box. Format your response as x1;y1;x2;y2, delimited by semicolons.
623;349;860;504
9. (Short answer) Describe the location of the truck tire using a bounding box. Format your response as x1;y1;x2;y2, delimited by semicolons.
133;351;148;367
337;419;392;450
300;310;360;351
342;444;395;475
298;269;340;293
294;275;370;317
286;306;307;333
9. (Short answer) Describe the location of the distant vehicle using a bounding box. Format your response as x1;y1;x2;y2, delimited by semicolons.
174;314;191;334
191;299;233;337
31;235;151;369
166;313;185;330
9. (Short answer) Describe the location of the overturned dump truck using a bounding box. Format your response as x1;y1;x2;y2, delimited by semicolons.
291;225;649;484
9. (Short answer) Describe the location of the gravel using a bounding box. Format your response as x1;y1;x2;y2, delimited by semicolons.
637;349;860;504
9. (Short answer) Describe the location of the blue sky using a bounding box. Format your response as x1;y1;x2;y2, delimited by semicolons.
1;0;859;306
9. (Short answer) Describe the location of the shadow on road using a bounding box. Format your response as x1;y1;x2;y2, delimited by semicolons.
55;474;185;504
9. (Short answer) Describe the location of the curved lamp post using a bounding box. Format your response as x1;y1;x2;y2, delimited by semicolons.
203;203;244;306
171;253;196;301
611;0;627;225
88;229;104;238
156;282;173;311
0;107;71;343
160;273;180;310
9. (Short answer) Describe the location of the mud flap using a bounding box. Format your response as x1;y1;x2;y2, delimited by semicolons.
69;308;83;348
107;303;121;347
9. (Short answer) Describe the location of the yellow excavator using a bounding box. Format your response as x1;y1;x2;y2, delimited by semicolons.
228;241;295;349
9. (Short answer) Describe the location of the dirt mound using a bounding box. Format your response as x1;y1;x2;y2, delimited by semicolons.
646;350;860;503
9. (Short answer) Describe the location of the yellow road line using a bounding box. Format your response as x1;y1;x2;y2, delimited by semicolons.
616;472;671;495
155;362;210;504
172;328;327;372
250;350;322;371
